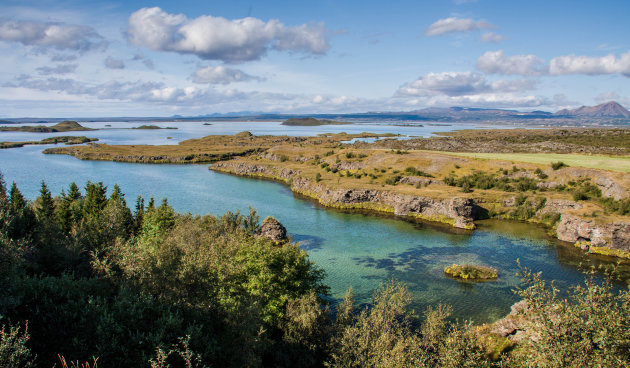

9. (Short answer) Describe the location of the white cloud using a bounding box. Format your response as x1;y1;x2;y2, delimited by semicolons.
127;7;330;62
104;56;125;69
192;65;260;85
36;63;77;75
478;50;630;78
595;91;620;102
425;17;494;37
480;32;505;43
395;71;534;97
0;18;106;52
549;51;630;77
477;50;547;76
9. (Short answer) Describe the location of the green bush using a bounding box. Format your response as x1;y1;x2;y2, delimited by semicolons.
551;161;566;170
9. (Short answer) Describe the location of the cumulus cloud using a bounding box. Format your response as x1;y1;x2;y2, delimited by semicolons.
127;7;330;62
478;50;630;77
104;56;125;69
477;50;547;76
3;74;296;107
36;63;77;75
549;51;630;77
425;17;494;37
0;18;106;52
480;32;505;43
396;71;535;97
192;65;260;85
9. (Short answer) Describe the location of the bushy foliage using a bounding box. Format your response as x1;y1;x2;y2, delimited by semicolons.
0;178;327;367
443;170;538;193
507;266;630;367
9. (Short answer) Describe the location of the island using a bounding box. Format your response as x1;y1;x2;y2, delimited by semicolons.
131;124;177;130
1;136;98;149
0;120;94;132
282;117;351;126
444;264;498;281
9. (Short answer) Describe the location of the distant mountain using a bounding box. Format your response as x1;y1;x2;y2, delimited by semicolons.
555;101;630;118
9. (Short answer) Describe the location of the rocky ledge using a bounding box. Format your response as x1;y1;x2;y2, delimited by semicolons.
556;214;630;258
212;162;477;229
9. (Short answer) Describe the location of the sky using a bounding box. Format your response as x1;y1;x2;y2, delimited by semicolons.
0;0;629;118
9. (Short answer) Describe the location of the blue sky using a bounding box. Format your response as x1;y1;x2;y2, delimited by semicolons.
0;0;629;117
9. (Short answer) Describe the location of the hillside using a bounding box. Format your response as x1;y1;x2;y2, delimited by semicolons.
0;120;94;132
555;101;630;118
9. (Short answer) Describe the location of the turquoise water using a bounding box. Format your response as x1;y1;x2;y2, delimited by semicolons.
0;122;624;323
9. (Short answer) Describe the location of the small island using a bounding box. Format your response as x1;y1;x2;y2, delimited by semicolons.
444;264;498;281
0;120;94;133
131;125;177;130
282;117;350;126
1;136;98;149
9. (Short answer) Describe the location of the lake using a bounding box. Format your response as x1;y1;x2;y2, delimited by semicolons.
0;120;623;323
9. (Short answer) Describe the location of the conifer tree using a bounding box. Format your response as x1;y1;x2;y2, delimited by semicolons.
35;181;55;221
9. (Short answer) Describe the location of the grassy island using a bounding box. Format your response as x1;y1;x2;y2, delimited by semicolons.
0;120;94;133
444;264;499;281
282;117;350;126
1;136;98;149
132;124;177;130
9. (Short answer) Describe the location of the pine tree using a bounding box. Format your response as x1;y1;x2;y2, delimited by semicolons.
35;181;55;221
7;183;35;239
82;181;107;221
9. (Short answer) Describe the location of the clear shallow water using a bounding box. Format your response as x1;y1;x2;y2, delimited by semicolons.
0;121;625;323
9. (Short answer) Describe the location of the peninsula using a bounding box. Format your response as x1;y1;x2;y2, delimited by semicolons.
43;127;630;259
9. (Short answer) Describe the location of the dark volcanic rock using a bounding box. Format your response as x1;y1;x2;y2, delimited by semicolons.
260;217;287;242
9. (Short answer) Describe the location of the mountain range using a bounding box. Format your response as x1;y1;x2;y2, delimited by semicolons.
3;102;629;126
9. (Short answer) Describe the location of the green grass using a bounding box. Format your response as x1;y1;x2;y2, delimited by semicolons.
436;152;630;173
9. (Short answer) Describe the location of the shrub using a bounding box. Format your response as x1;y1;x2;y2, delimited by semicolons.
551;161;566;170
385;175;402;185
404;167;434;178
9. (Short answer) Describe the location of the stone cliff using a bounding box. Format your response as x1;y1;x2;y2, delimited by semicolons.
212;162;477;229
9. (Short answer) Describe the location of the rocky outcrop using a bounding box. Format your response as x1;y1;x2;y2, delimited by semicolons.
259;217;287;242
556;214;630;255
488;300;531;344
212;162;476;229
399;176;440;186
537;199;582;215
595;177;627;200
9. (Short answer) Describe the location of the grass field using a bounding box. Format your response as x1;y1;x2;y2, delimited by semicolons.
435;152;630;173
